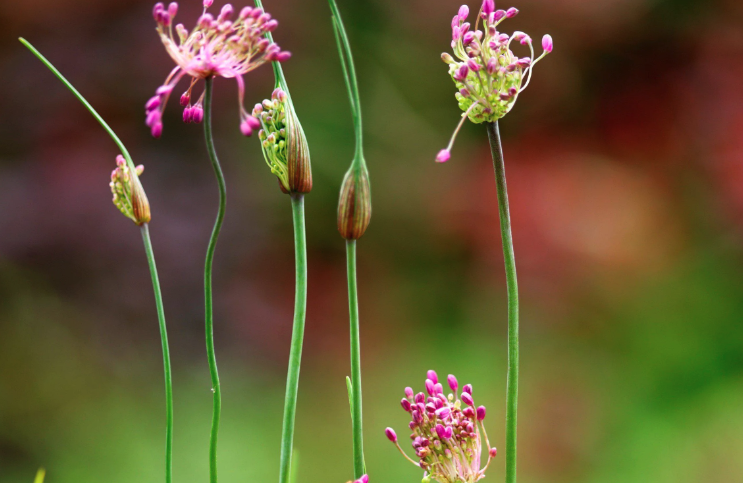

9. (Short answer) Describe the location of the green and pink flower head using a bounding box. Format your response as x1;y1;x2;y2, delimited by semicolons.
145;0;291;138
436;0;553;163
385;370;496;483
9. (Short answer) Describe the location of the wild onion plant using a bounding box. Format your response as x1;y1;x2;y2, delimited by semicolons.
385;371;497;483
435;2;553;482
250;1;313;482
20;39;175;483
146;2;290;482
328;1;372;481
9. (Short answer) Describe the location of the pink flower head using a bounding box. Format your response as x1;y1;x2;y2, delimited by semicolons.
437;2;553;163
146;1;291;137
385;372;497;482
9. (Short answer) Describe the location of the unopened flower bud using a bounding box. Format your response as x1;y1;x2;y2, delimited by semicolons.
385;427;397;443
337;164;371;239
110;155;151;225
405;387;414;399
477;406;486;420
463;384;472;394
489;447;497;457
447;375;458;393
506;7;519;18
461;392;474;406
427;370;439;384
401;398;412;412
542;34;553;53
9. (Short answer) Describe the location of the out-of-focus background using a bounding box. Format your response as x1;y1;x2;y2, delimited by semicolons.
2;0;743;482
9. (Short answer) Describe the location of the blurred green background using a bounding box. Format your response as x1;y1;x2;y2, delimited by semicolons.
2;0;743;482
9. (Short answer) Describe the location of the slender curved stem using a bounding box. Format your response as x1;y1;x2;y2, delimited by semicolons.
19;38;139;176
141;224;174;483
346;240;365;478
278;194;308;483
328;0;364;163
486;121;519;483
203;77;224;483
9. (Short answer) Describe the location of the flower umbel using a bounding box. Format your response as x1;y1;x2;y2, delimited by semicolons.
145;1;291;137
254;87;312;193
385;371;497;483
437;0;553;162
110;155;151;225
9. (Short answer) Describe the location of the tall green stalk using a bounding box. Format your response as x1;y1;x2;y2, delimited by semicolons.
203;77;224;483
19;38;174;483
486;121;519;483
142;224;174;483
278;194;308;483
345;240;365;477
329;1;368;478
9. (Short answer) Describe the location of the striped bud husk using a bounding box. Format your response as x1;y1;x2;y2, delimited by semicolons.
130;175;151;225
337;164;371;240
285;104;312;193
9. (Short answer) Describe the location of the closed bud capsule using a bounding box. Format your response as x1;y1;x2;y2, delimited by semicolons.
284;104;312;193
337;164;371;240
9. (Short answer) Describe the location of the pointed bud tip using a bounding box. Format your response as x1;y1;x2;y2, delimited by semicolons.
385;427;398;442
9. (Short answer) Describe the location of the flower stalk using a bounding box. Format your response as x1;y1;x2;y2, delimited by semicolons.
252;2;311;482
329;0;371;478
20;38;174;483
486;121;519;483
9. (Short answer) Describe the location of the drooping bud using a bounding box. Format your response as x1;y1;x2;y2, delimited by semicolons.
385;427;398;442
337;164;371;240
256;88;312;194
110;155;151;225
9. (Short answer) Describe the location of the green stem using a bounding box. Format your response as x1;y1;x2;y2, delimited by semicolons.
18;38;139;176
203;77;224;483
141;224;174;483
328;0;364;163
346;240;365;478
486;121;519;483
278;194;308;483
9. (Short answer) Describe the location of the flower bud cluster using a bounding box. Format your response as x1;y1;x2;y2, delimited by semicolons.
436;0;553;162
385;370;496;483
110;155;151;225
254;87;312;194
147;1;290;137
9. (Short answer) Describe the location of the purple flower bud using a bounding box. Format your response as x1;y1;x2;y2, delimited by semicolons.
494;9;506;21
156;84;174;96
506;7;519;18
434;383;444;395
459;88;470;97
463;407;475;418
477;406;487;421
445;427;453;439
183;107;193;123
405;387;414;399
466;422;475;433
413;410;423;423
167;2;178;18
447;375;458;393
385;427;398;443
451;15;460;29
435;407;451;420
275;51;292;62
145;96;161;111
203;0;213;7
250;7;263;19
462;392;474;406
520;35;532;45
264;19;279;31
218;3;233;21
425;379;435;396
463;32;475;45
542;34;553;53
499;33;510;43
192;106;204;123
427;370;439;384
434;397;444;409
240;119;253;136
458;5;469;20
463;384;473;394
467;59;481;72
460;22;470;36
415;392;425;404
482;0;495;16
435;424;448;440
151;122;163;138
146;109;161;127
487;58;498;74
409;421;416;430
436;149;451;163
490;447;498;457
239;6;252;18
153;2;164;21
452;26;461;41
517;58;532;68
454;64;469;81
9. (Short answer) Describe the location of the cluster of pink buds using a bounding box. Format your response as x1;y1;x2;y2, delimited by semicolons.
385;371;496;483
436;0;553;162
146;0;291;137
